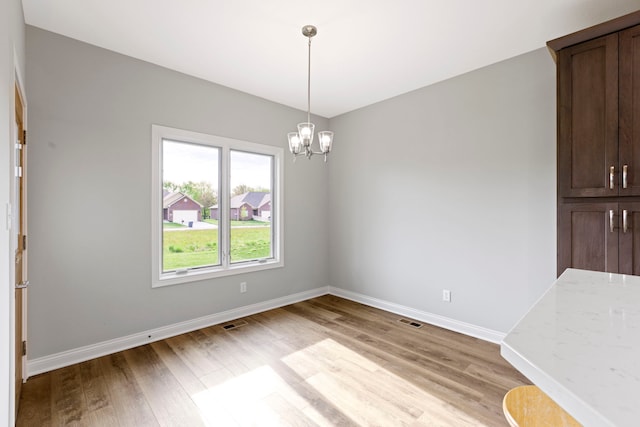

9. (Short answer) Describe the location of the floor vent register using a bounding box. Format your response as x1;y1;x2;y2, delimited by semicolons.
398;318;423;328
221;319;249;330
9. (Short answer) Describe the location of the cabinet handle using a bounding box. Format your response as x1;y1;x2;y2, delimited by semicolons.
623;209;629;233
610;210;615;232
610;166;615;190
623;164;628;189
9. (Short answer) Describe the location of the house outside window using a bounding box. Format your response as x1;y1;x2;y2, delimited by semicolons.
151;125;283;287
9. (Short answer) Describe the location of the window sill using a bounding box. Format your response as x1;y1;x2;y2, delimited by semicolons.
152;259;284;288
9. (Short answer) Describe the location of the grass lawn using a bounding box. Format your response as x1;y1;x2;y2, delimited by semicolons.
163;226;271;270
163;221;187;229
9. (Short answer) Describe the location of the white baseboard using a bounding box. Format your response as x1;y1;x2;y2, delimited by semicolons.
27;286;505;377
27;286;329;377
329;286;506;344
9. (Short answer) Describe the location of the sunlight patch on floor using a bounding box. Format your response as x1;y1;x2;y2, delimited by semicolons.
192;364;334;426
192;338;486;426
282;338;486;426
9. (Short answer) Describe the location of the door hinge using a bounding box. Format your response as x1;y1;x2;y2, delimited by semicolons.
22;341;26;356
23;235;27;251
23;130;26;146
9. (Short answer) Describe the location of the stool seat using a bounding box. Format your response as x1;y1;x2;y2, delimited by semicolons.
503;385;582;427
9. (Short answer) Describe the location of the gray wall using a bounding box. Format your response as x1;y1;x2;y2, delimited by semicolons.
1;0;25;422
27;25;556;360
328;47;557;333
26;26;330;359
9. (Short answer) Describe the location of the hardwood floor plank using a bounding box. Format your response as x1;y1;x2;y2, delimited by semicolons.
123;345;205;427
285;305;484;397
296;297;496;370
199;366;236;389
16;373;52;427
312;295;502;364
198;325;254;376
285;299;523;405
306;370;405;426
165;333;223;378
410;403;486;427
189;385;240;427
255;358;363;427
151;340;207;396
18;296;528;426
293;298;525;425
50;365;90;426
78;359;119;426
97;352;159;427
254;392;321;427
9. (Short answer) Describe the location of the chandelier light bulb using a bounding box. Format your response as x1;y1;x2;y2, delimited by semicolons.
287;132;302;155
297;122;314;147
318;131;333;153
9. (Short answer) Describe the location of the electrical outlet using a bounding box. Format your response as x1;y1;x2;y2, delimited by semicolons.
240;282;247;293
442;289;451;302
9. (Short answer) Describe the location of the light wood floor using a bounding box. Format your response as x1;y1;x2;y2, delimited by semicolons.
17;295;529;426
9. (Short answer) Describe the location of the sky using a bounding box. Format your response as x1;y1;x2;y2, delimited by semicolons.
163;139;272;191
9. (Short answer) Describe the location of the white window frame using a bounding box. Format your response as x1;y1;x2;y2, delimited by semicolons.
151;125;283;287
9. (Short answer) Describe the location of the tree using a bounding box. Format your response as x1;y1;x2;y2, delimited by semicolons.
163;180;181;192
192;182;217;219
232;184;253;196
179;181;197;199
232;184;270;196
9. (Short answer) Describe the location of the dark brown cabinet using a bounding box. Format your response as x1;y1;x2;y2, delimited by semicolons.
558;202;640;274
550;11;640;275
558;203;618;273
619;25;640;197
557;34;618;198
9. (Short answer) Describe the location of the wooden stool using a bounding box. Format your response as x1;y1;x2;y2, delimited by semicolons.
503;385;582;427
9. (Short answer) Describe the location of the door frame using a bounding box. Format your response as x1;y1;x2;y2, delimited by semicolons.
11;63;28;419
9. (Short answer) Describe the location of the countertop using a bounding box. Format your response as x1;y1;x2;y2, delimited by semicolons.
501;268;640;427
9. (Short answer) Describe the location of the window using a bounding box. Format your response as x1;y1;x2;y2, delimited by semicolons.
151;125;283;287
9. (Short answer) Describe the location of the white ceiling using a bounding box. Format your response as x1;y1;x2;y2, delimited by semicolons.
21;0;640;118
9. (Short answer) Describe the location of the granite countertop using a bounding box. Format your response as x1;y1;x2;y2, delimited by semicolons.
501;268;639;427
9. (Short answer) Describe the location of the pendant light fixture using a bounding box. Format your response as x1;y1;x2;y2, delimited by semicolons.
287;25;334;162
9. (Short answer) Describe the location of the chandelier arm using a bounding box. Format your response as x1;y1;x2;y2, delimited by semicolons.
308;150;327;156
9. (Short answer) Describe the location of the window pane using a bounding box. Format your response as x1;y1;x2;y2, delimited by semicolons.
162;139;220;272
229;150;273;263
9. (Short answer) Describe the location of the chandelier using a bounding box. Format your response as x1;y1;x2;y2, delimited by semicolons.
287;25;334;162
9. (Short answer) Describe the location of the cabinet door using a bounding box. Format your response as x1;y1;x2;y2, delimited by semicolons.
619;25;640;196
558;34;618;197
558;203;619;275
618;202;640;274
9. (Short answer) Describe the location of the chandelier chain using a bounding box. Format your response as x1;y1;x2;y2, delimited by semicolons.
307;35;312;125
